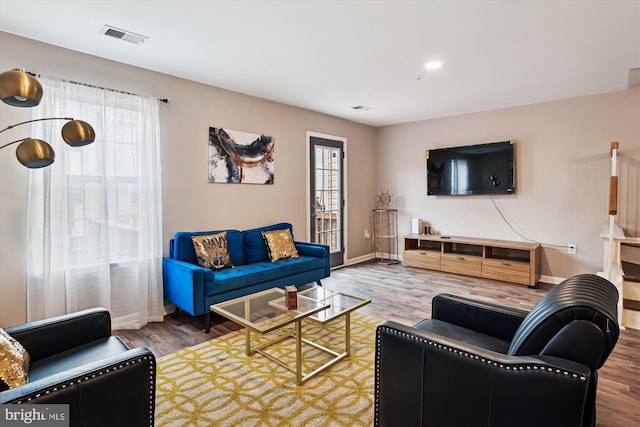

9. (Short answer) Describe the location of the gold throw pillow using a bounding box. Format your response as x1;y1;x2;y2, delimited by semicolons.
192;232;233;270
262;229;299;262
0;327;29;390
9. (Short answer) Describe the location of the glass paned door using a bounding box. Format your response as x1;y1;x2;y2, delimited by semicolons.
310;136;344;267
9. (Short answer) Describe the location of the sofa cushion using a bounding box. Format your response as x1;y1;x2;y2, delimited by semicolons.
262;229;299;262
192;232;233;270
205;255;324;296
243;222;293;264
0;328;30;390
174;230;244;266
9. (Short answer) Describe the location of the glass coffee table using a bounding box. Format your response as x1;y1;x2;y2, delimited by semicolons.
210;286;371;385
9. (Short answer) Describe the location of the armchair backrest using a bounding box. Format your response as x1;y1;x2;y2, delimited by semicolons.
507;274;619;370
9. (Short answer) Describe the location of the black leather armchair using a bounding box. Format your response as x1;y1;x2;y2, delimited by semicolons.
0;307;156;427
375;274;619;427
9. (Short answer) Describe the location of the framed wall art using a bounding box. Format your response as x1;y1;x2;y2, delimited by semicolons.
208;127;274;184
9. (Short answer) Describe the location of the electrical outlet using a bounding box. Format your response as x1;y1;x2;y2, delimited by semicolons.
364;229;370;239
567;244;577;255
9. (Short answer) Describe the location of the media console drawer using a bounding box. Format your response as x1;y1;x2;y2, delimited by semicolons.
404;250;441;270
441;253;482;277
482;258;530;285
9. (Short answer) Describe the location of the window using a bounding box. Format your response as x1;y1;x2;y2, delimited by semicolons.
26;77;163;329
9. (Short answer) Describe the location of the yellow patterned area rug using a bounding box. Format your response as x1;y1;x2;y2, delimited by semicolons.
155;312;381;426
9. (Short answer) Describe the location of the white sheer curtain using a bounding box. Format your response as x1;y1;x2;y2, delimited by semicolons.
26;76;164;329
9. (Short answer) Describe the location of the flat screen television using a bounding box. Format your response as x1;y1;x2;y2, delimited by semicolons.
426;140;515;196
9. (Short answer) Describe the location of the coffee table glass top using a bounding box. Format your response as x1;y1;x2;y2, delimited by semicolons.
210;288;329;334
297;287;371;322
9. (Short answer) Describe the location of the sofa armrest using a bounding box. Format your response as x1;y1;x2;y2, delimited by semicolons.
375;321;590;427
295;241;330;276
162;257;213;316
5;307;112;363
431;293;529;342
295;241;328;258
0;347;156;427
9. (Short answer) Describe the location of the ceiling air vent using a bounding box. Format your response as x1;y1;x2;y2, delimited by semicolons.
100;25;148;45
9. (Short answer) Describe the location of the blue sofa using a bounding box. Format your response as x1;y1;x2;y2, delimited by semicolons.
162;222;330;332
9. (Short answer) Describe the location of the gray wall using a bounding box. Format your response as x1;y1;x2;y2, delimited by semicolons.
0;32;377;326
376;89;640;279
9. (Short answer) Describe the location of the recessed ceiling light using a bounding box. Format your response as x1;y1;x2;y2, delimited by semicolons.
425;61;443;70
351;105;371;111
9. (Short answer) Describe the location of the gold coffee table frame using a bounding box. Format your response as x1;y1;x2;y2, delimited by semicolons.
210;286;371;385
297;286;372;360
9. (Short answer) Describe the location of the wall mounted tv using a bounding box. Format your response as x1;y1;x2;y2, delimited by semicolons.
426;140;515;196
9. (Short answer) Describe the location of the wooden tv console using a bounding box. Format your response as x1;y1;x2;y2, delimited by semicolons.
403;235;541;286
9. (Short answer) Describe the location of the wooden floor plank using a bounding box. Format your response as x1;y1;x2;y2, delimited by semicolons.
115;261;640;427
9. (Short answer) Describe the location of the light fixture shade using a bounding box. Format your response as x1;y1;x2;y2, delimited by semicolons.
15;138;55;168
62;120;95;147
0;70;43;107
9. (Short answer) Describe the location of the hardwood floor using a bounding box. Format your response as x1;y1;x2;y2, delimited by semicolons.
115;261;640;427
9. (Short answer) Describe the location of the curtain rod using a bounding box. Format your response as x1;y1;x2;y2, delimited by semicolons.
24;69;170;104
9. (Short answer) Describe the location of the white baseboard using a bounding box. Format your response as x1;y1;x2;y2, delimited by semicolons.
339;253;375;268
539;275;566;285
163;303;177;316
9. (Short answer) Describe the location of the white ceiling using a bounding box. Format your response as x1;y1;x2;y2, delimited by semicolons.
1;0;639;127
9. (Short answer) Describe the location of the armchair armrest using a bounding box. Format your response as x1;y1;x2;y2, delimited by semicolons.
375;321;590;427
431;293;529;342
5;307;111;363
0;347;156;427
